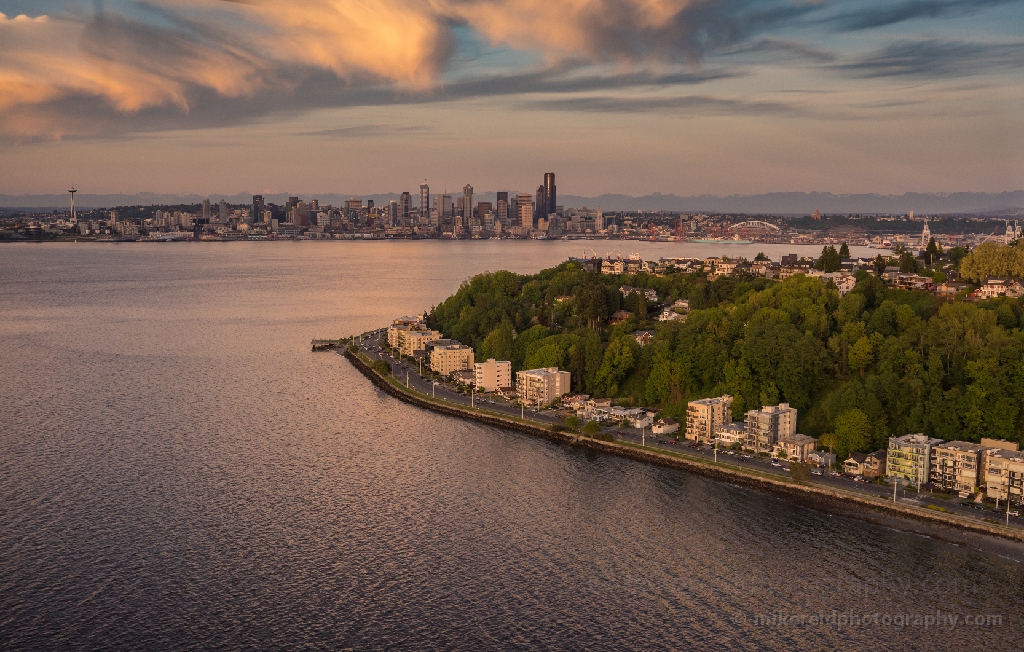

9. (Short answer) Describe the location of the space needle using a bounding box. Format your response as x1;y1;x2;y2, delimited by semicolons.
69;186;77;223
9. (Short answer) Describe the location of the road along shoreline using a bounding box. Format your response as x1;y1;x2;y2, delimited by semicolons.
343;349;1024;546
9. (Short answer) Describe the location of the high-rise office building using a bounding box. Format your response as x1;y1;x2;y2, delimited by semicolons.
218;199;228;222
516;193;534;228
535;185;547;224
202;198;211;222
462;184;474;225
420;182;430;217
311;199;319;211
387;200;398;227
400;192;412;223
544;173;556;215
438;194;452;218
476;202;492;221
252;195;264;225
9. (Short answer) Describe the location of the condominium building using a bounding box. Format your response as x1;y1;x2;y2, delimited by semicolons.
773;434;817;463
474;358;512;392
387;316;425;348
398;329;442;357
929;441;985;496
743;403;797;454
984;449;1024;503
714;422;747;447
980;438;1020;488
430;343;475;377
516;367;571;407
887;433;943;486
685;395;734;443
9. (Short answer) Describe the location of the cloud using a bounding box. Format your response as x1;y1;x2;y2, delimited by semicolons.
298;124;431;139
0;0;1019;140
834;39;1024;78
523;94;808;116
828;0;1020;32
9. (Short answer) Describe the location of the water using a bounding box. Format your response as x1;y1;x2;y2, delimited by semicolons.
1;241;1019;651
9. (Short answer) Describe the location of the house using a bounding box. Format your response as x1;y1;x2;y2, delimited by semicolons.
844;450;885;477
887;433;943;486
977;278;1024;299
609;310;632;325
822;272;857;296
891;274;935;292
652;417;679;435
773;434;816;463
658;308;684;322
844;452;867;475
714;258;745;277
620;286;658;302
806;450;836;468
632;330;655;347
936;281;971;297
686;395;734;444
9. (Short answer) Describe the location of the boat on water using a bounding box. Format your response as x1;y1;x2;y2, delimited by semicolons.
686;238;755;244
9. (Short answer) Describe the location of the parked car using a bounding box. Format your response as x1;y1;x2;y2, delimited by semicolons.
770;460;781;467
811;469;823;476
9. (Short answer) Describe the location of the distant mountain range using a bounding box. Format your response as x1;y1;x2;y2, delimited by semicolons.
3;190;1023;215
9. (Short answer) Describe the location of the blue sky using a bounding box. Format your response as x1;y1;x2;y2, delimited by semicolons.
0;0;1021;197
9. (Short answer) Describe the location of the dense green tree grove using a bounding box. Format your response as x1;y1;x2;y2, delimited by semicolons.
427;262;1024;453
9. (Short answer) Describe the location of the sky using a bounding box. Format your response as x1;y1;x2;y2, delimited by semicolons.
0;0;1022;198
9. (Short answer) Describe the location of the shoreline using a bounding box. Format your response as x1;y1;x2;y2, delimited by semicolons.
342;349;1024;550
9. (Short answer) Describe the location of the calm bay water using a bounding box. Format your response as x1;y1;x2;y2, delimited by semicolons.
1;241;1020;650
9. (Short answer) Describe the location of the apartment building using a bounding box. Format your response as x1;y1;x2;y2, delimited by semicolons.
929;441;985;496
714;422;747;447
398;329;442;357
685;395;734;443
430;343;475;377
773;433;817;463
516;367;571;407
744;403;797;454
474;358;512;392
887;433;943;486
980;438;1020;488
984;449;1024;504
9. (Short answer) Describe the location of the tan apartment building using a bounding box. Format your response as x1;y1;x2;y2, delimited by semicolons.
929;441;984;496
516;367;571;407
474;358;512;392
398;329;442;357
887;433;943;486
744;403;797;454
984;449;1024;504
773;434;816;463
430;343;475;377
685;395;733;443
979;438;1020;488
714;422;747;447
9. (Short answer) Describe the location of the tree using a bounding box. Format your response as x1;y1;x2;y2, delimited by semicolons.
564;415;581;432
873;254;888;276
959;242;1024;282
839;242;850;259
815;245;841;272
582;420;601;436
790;462;811;484
898;251;918;273
848;337;874;378
833;408;871;459
755;252;769;261
924;238;942;266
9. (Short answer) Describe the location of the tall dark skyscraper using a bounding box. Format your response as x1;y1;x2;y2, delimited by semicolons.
400;192;412;223
252;195;264;223
544;172;556;215
536;185;547;223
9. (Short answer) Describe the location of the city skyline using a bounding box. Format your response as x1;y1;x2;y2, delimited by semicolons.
0;1;1022;197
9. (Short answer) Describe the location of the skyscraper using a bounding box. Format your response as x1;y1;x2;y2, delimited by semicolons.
218;199;228;222
535;185;547;225
420;182;430;217
517;193;534;228
202;199;211;222
496;191;509;225
544;173;556;215
438;194;452;218
400;192;412;223
462;184;474;226
252;195;264;225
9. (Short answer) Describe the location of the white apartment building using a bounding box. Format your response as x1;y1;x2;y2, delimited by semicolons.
685;395;733;443
743;403;797;454
516;367;571;407
430;344;475;377
474;358;512;392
